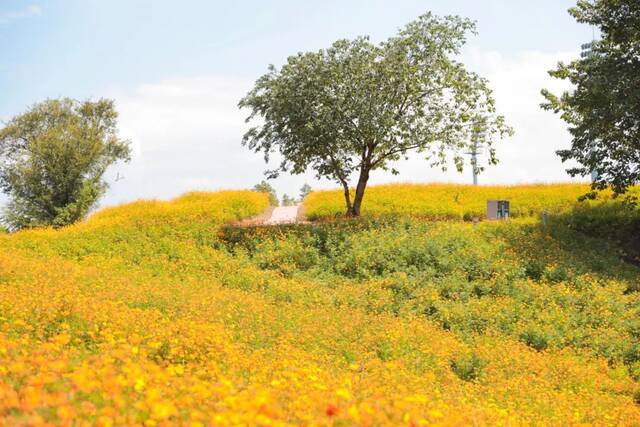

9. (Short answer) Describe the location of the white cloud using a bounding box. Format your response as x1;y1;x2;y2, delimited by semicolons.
0;5;41;25
102;49;585;207
367;48;584;186
104;76;321;206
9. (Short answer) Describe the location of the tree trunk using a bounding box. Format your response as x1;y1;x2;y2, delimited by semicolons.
341;181;352;216
348;167;369;217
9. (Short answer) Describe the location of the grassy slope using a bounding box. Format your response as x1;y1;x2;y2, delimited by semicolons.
1;188;640;425
303;183;640;220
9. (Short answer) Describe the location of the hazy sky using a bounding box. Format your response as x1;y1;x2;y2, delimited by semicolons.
0;1;595;206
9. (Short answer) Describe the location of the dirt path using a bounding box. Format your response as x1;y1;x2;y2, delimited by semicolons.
265;205;300;225
233;204;306;227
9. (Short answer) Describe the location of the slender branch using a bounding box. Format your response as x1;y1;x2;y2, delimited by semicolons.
370;142;426;167
326;151;350;188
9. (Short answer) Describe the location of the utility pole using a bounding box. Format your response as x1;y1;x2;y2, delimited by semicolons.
468;139;481;185
466;117;486;186
580;42;594;58
580;25;598;58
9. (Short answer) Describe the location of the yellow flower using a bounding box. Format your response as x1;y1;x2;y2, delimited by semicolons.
151;401;177;420
336;388;351;400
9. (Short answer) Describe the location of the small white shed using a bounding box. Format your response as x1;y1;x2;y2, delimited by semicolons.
487;200;510;220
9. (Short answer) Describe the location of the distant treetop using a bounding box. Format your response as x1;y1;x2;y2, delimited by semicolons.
253;180;279;206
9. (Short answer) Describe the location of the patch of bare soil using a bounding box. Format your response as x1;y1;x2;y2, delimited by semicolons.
233;205;275;227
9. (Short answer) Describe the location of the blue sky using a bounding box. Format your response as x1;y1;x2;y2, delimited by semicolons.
1;1;594;206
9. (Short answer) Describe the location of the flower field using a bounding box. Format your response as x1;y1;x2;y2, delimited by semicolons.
2;189;640;425
303;183;640;220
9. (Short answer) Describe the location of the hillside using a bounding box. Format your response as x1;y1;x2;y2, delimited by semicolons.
1;188;640;425
303;183;640;220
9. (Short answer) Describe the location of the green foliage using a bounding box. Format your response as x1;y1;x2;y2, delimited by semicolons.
553;200;640;267
218;215;640;371
253;180;279;206
0;98;131;230
541;0;640;194
281;194;295;206
519;328;550;351
299;183;312;201
322;220;510;281
240;12;511;216
253;235;320;277
450;353;486;382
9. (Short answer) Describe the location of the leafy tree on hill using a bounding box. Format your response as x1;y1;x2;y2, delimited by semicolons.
542;0;640;195
239;12;511;216
0;98;131;230
253;180;279;206
281;194;296;206
299;183;312;201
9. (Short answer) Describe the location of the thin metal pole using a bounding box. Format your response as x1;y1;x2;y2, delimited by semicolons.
467;118;484;186
471;150;478;185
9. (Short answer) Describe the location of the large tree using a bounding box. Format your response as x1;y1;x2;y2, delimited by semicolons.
542;0;640;195
0;98;131;230
239;12;511;216
253;180;279;206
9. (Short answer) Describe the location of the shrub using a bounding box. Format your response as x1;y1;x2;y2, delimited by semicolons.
544;265;569;283
554;200;640;264
450;353;486;382
253;235;320;276
519;328;550;351
524;259;545;281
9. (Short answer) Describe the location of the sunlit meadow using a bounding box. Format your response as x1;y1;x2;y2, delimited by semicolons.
303;183;640;220
1;187;640;425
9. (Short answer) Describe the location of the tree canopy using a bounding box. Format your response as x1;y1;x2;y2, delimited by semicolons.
253;180;279;206
299;183;312;201
240;12;511;216
281;194;296;206
542;0;640;195
0;98;130;230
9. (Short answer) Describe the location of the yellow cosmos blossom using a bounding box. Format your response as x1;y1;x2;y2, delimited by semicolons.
0;189;637;425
